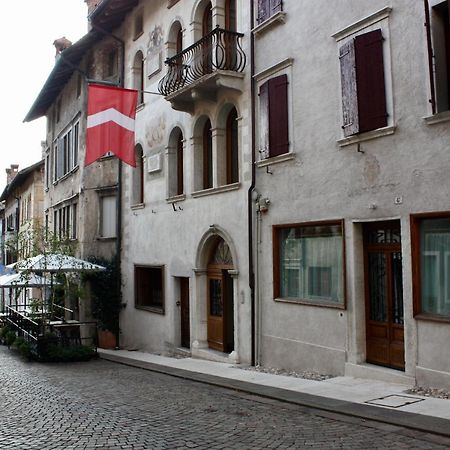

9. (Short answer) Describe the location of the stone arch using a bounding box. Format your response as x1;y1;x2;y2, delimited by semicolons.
195;224;238;271
166;19;184;59
132;50;145;104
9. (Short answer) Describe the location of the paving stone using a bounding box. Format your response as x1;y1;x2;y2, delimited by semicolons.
0;346;449;449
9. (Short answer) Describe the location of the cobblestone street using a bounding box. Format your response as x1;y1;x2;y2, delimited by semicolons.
1;347;449;450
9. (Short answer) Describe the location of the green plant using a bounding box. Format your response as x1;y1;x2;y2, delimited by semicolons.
83;256;121;335
0;325;10;339
42;344;97;362
5;330;17;348
14;337;32;359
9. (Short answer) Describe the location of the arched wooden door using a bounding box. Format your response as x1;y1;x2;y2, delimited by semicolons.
207;238;234;352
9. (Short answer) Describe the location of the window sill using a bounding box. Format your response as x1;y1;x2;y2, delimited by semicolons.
253;11;287;37
166;194;186;203
423;110;450;125
96;236;117;241
53;165;79;185
256;152;295;168
337;125;396;147
133;31;144;41
135;305;165;315
274;297;345;310
131;203;145;210
414;313;450;324
192;182;240;198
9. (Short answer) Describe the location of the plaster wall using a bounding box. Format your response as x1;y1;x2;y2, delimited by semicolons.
118;0;253;363
254;0;450;385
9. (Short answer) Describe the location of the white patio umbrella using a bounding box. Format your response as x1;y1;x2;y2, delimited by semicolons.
7;253;106;273
0;272;57;287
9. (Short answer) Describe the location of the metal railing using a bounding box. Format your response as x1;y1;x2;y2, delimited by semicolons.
158;27;246;96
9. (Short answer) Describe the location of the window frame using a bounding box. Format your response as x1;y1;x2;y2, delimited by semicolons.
134;265;165;314
333;7;395;146
53;118;80;182
99;194;117;239
411;211;450;322
273;219;346;309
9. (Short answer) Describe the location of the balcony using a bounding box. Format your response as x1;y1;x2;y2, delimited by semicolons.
158;27;246;112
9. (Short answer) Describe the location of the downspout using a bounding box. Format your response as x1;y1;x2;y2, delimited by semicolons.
89;20;125;349
248;0;256;367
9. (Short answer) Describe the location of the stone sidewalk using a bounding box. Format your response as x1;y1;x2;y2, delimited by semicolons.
98;349;450;438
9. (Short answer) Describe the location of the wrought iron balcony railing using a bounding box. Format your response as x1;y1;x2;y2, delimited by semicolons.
158;27;246;97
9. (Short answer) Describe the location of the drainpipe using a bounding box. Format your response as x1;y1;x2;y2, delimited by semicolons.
248;0;256;367
89;20;125;349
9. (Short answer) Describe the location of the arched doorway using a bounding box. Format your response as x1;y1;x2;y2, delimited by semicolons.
207;237;234;352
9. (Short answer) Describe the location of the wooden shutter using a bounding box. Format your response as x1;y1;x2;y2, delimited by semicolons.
257;0;270;24
268;74;289;157
270;0;282;15
354;29;387;133
339;39;359;137
424;0;437;113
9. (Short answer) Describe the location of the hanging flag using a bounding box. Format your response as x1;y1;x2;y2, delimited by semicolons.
85;84;138;167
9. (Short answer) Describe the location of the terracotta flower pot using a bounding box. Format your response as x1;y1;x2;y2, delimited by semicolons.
97;329;116;349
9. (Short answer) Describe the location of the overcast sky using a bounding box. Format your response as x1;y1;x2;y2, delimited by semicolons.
0;1;88;189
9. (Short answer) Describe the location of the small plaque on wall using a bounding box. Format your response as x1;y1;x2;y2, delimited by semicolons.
147;51;162;78
147;153;162;173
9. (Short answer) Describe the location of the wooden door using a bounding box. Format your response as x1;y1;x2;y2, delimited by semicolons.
207;269;225;351
180;278;190;348
364;221;405;370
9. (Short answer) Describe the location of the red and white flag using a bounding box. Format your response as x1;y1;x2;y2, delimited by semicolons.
85;84;138;167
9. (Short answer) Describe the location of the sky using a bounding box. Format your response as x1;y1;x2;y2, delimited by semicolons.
0;1;88;190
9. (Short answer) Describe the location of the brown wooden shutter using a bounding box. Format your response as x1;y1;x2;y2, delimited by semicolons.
270;0;282;15
259;80;270;159
354;29;387;133
257;0;270;24
339;39;359;137
268;74;289;157
424;0;437;114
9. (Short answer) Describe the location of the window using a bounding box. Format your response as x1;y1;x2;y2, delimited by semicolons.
133;51;144;105
132;145;144;205
54;120;80;181
203;119;213;189
52;203;76;239
106;48;118;79
257;0;282;24
412;213;450;319
339;29;387;136
45;153;50;189
100;195;117;238
226;107;239;184
176;132;184;195
259;74;289;159
273;221;345;307
135;266;164;313
134;11;143;39
425;0;450;113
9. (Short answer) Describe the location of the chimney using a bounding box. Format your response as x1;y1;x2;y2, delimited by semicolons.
53;37;72;61
6;164;19;185
85;0;100;15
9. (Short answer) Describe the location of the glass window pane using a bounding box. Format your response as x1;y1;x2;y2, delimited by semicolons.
279;224;344;304
420;218;450;316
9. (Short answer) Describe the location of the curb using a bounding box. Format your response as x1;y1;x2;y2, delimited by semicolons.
99;351;450;439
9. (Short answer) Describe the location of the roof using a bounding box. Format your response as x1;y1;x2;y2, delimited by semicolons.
24;0;139;123
0;160;44;202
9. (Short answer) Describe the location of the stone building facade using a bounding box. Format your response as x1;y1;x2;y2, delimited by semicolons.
252;0;450;389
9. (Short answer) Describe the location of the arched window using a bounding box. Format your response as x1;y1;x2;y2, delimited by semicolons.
202;2;213;74
168;128;184;198
225;0;236;31
203;119;213;189
133;51;144;105
226;108;238;184
176;132;184;195
132;144;144;205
